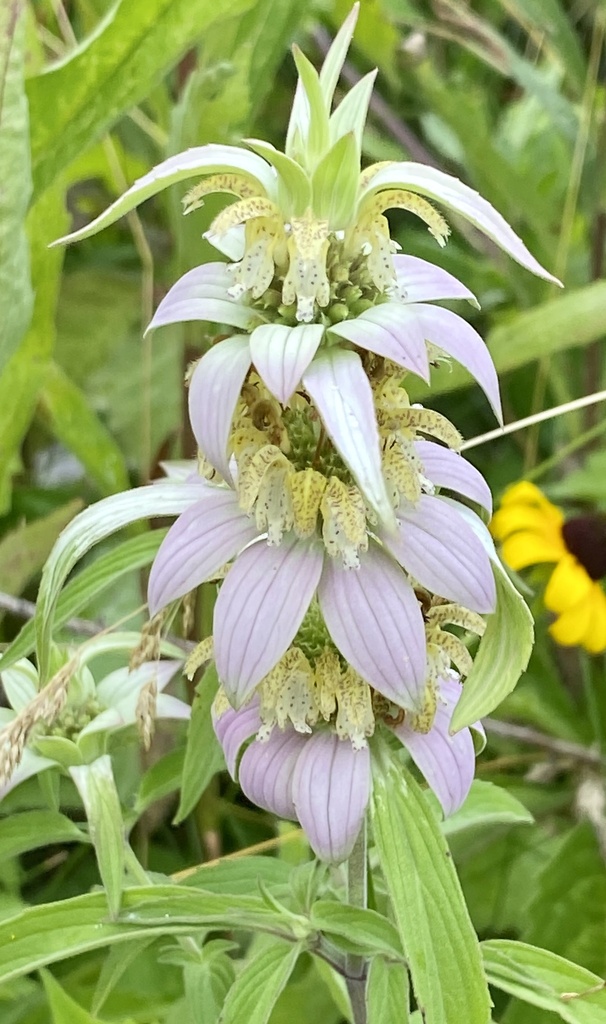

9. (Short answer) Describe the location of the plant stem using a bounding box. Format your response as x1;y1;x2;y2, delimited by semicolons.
345;822;368;1024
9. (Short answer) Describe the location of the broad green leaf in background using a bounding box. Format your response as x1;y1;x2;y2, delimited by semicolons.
40;970;107;1024
450;562;533;731
178;856;291;894
432;780;534;836
134;747;185;816
522;823;606;977
371;752;492;1024
38;363;130;497
0;499;82;610
173;663;223;824
219;940;303;1024
0;185;68;513
0;2;32;375
0;529;164;672
70;756;125;919
366;958;410;1024
483;939;606;1023
0;811;87;861
27;0;254;198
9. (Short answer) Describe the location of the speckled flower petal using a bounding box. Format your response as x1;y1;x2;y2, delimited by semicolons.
381;495;496;613
303;350;395;527
146;264;255;333
390;676;475;816
329;303;430;381
413;304;502;423
214;535;324;706
360;162;560;284
148;490;259;615
318;542;426;709
292;731;370;862
394;254;478;306
250;323;324;404
188;336;252;483
415;439;492;513
212;700;261;777
239;729;307;821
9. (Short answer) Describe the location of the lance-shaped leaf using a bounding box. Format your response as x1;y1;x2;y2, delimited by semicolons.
188;336;251;483
303;349;395;527
70;757;125;920
318;541;426;709
213;535;324;705
359;162;561;285
372;750;492;1024
53;145;276;247
0;3;32;374
146;264;255;333
367;958;410;1024
291;46;330;168
249;322;324;404
329;70;377;151
318;3;359;109
36;481;207;680
450;560;533;732
220;940;303;1024
245;138;311;216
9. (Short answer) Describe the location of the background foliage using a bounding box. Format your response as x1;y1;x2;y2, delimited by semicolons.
1;0;606;1021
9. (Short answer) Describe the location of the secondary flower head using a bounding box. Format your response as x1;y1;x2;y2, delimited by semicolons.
0;650;188;800
491;482;606;654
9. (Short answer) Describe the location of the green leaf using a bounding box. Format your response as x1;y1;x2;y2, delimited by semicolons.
367;958;410;1024
0;530;165;672
434;780;534;836
245;139;311;216
40;970;106;1024
482;939;606;1022
70;756;125;919
523;823;606;977
371;751;491;1024
179;856;291;894
220;940;303;1024
0;811;87;860
0;3;32;374
35;483;200;680
28;0;254;198
309;901;403;959
450;562;534;731
0;184;67;513
0;499;82;608
329;71;376;151
318;4;359;109
173;663;223;824
38;362;130;497
135;747;185;816
291;46;331;167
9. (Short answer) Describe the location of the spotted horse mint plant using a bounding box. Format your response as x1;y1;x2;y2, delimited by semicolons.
51;1;556;896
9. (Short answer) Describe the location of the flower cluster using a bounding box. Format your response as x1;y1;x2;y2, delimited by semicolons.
492;481;606;654
56;7;556;861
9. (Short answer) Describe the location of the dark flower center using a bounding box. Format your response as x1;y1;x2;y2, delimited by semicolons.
562;515;606;581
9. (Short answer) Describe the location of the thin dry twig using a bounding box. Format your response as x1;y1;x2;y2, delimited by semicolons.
484;718;603;766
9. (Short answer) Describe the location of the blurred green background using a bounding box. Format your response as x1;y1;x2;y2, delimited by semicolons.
1;0;606;1021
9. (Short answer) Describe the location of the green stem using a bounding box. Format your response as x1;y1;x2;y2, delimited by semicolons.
581;653;605;761
345;822;368;1024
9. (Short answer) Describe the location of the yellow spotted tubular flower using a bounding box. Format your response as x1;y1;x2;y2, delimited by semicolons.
492;482;606;654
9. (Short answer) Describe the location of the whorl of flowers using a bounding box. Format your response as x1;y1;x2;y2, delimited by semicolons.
56;6;557;862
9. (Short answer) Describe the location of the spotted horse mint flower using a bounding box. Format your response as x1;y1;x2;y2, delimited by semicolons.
52;8;558;514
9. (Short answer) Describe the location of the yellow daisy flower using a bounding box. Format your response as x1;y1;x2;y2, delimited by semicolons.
491;481;606;655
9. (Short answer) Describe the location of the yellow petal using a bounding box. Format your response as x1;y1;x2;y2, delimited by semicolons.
582;586;606;655
544;554;593;613
549;598;593;646
501;532;565;570
500;482;562;520
491;505;563;542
